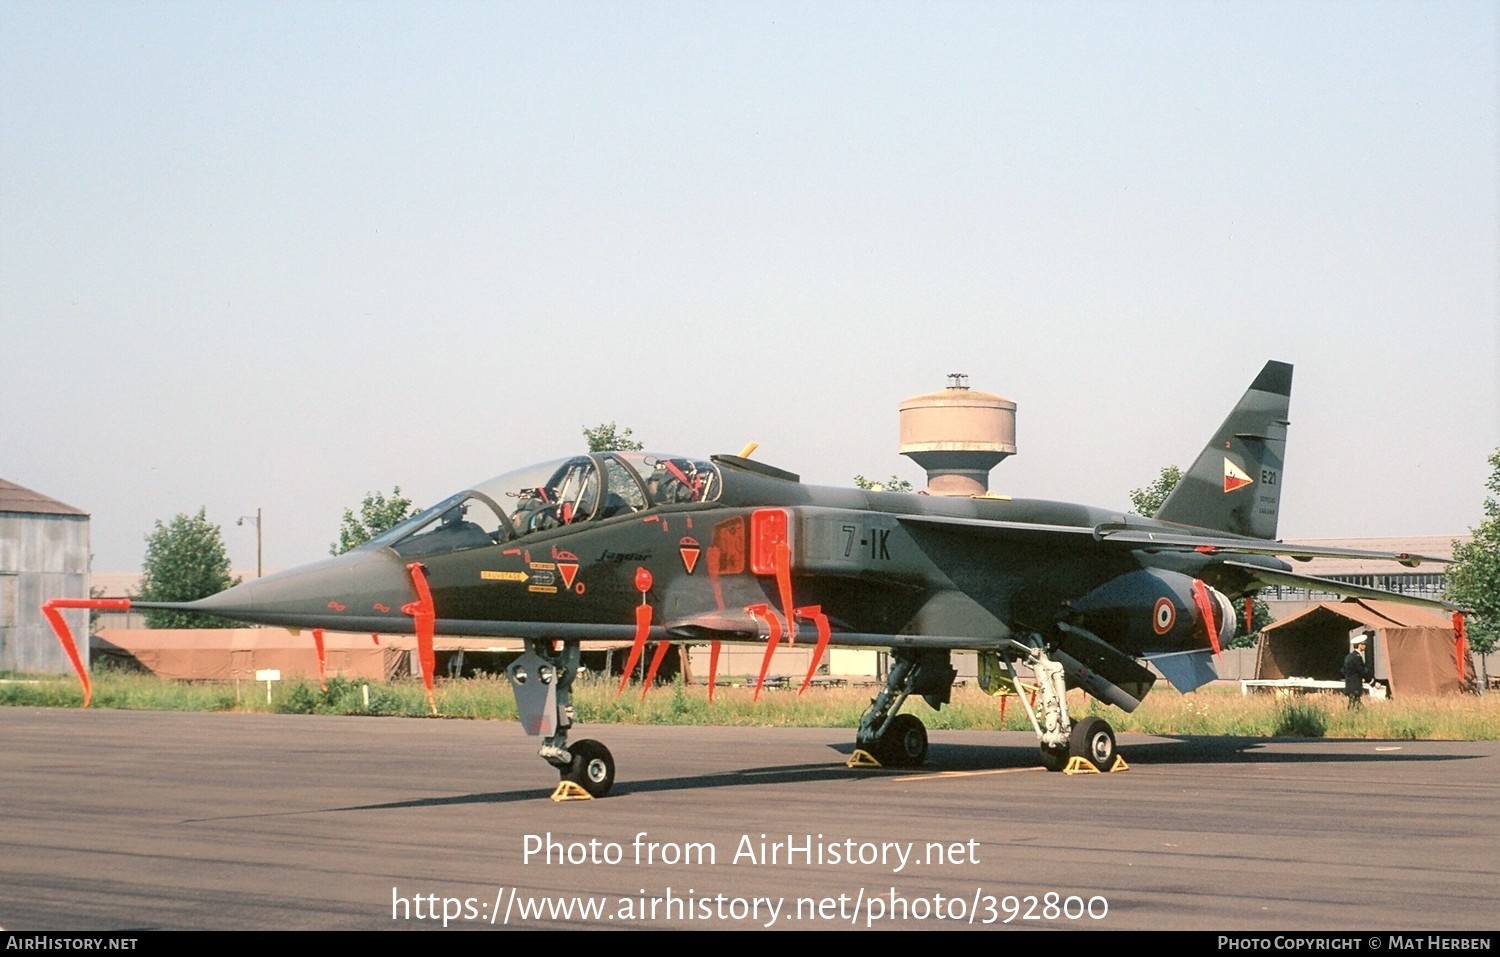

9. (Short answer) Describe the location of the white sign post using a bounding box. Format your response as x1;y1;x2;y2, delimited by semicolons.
255;669;281;705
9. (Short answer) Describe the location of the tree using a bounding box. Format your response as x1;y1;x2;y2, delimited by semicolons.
854;474;914;493
1127;464;1268;647
582;421;644;452
331;487;415;555
1129;464;1182;517
1228;594;1273;649
134;508;240;628
1444;447;1500;654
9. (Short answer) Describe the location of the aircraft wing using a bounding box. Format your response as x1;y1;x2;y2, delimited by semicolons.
412;612;1012;653
1215;560;1462;612
897;515;1453;568
1091;523;1453;567
1088;523;1460;612
894;513;1099;543
663;611;1013;651
893;515;1459;615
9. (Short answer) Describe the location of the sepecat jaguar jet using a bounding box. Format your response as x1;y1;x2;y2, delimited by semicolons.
48;360;1457;797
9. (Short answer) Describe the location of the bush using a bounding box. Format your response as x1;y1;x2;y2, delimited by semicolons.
671;677;692;716
1273;700;1328;737
278;677;390;715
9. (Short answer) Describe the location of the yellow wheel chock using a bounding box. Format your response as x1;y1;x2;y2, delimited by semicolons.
550;781;595;801
846;749;883;768
1063;754;1129;775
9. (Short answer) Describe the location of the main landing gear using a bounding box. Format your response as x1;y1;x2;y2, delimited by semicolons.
852;649;952;767
987;640;1122;773
506;639;617;798
854;643;1122;774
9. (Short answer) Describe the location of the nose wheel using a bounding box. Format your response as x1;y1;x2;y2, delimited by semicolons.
559;739;615;798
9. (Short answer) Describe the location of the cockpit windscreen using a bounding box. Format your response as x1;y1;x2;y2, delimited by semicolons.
365;453;720;557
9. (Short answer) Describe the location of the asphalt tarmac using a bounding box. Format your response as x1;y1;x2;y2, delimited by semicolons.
1;708;1496;931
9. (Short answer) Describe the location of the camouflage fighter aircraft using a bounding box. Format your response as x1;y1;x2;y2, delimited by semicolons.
47;360;1459;797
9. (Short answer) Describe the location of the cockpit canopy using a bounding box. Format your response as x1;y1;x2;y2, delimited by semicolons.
367;453;721;558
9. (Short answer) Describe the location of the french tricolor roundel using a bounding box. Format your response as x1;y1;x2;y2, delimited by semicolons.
1152;597;1176;635
1223;457;1254;494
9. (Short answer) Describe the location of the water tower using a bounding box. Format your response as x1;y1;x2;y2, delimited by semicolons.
899;373;1016;496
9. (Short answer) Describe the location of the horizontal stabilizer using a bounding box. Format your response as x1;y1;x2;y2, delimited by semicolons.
1146;649;1219;693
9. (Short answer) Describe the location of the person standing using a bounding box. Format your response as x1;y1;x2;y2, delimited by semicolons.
1342;631;1373;708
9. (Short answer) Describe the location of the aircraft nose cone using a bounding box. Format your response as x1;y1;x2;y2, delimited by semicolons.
188;548;416;631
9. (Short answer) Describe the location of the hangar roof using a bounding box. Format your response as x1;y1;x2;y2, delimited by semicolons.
0;478;87;517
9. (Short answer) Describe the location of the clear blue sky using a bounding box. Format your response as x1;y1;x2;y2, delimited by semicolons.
3;1;1496;573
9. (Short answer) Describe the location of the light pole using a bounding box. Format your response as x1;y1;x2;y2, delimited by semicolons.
236;508;262;578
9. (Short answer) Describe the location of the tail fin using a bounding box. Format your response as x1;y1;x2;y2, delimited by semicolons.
1154;360;1292;539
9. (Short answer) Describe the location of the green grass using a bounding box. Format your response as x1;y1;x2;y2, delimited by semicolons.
2;672;1497;739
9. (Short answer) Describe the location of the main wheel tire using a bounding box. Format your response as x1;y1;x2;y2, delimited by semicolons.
1039;745;1069;772
561;739;615;797
878;714;928;767
1068;716;1116;771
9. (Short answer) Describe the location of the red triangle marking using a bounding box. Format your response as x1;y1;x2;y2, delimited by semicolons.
1223;457;1255;493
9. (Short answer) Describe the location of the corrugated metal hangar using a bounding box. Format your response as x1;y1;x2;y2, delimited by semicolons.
0;478;90;674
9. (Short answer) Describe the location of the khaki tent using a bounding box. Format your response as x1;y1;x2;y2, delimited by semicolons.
1256;599;1477;696
93;629;641;682
94;628;409;681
